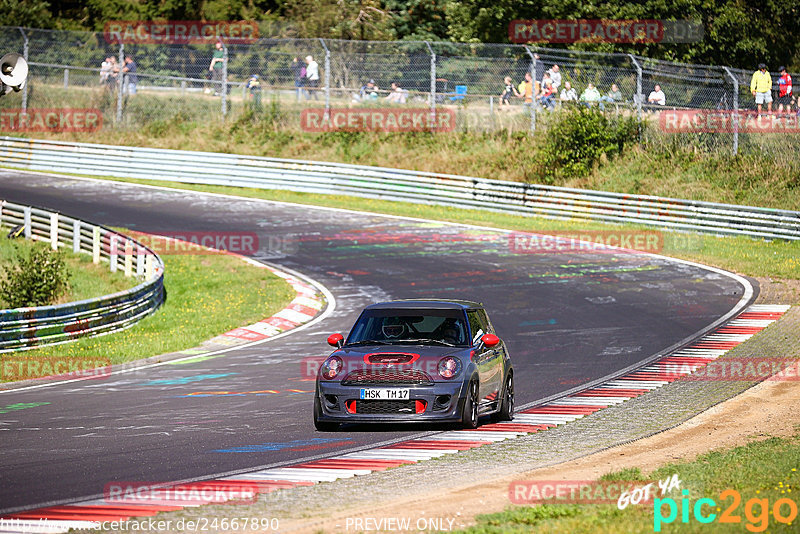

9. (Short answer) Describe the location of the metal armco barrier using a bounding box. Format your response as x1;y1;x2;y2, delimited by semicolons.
1;136;798;240
0;199;165;352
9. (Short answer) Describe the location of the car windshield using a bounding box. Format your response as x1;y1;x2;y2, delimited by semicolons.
346;308;470;347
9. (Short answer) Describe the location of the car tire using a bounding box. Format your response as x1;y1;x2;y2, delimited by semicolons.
461;380;479;429
495;373;514;422
313;394;339;431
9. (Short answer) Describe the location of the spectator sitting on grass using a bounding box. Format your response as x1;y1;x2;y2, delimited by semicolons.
359;79;379;100
579;83;601;107
606;83;622;102
648;84;666;106
537;72;556;109
559;81;578;103
385;82;408;104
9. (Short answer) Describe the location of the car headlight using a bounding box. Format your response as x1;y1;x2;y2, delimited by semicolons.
320;355;343;380
438;356;461;379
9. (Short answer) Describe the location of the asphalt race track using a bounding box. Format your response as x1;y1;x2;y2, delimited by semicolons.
0;170;753;512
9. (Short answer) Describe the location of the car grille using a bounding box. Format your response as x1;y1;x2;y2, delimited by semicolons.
341;368;433;386
353;400;417;414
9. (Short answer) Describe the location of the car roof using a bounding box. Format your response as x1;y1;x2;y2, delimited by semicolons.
364;299;482;310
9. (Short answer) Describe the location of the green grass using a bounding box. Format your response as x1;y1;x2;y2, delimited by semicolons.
456;432;800;533
16;172;799;286
0;244;296;380
0;233;137;308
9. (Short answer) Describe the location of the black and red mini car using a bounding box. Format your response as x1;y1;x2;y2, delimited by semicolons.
313;300;514;430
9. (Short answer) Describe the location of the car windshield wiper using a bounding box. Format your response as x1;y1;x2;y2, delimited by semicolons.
397;338;456;347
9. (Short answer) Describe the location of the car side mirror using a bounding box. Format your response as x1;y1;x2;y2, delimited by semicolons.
481;333;500;348
327;333;344;348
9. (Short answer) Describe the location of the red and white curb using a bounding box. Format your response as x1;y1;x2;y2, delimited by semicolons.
0;304;789;532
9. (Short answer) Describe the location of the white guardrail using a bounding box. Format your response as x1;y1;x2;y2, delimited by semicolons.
0;199;165;352
1;136;799;240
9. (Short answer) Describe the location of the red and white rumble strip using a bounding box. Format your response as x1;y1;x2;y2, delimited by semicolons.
0;305;789;531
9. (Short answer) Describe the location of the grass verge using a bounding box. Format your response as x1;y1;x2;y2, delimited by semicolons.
14;170;800;285
0;232;136;308
457;431;800;533
0;239;296;380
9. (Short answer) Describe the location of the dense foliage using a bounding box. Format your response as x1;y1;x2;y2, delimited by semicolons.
1;0;796;70
0;243;71;308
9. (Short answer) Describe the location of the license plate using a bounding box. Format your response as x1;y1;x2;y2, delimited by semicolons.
359;388;410;400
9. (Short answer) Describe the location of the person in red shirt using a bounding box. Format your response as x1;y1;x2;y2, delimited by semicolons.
777;66;793;115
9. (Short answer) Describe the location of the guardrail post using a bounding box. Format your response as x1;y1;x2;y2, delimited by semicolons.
146;253;154;280
124;240;133;277
109;235;118;272
18;27;29;112
722;67;739;156
50;212;58;250
72;219;81;253
0;200;4;227
136;245;145;276
92;226;101;264
23;206;32;239
116;43;124;124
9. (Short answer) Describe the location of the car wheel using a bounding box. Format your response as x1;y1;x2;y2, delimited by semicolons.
313;394;339;431
496;373;514;422
461;380;479;429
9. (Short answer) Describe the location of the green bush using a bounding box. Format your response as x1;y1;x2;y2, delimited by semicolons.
536;107;641;183
0;243;71;308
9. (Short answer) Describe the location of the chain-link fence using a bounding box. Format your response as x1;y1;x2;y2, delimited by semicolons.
1;26;798;156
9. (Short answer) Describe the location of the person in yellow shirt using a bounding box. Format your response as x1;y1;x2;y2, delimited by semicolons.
750;63;773;115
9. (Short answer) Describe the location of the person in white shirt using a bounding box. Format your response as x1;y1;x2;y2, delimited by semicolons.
547;65;562;90
305;55;320;100
648;84;666;106
385;82;408;103
559;81;577;103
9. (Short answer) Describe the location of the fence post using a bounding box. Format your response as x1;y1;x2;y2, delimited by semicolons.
425;41;436;115
320;38;330;114
628;54;643;122
18;27;28;112
124;240;133;277
109;235;118;272
722;67;739;155
221;41;228;120
50;212;58;250
116;43;124;123
63;68;69;89
524;46;536;133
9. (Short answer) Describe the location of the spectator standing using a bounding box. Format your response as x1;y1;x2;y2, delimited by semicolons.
750;63;772;115
520;72;534;108
647;84;666;106
121;56;137;95
533;54;545;86
291;57;305;101
500;76;519;107
100;56;113;85
559;81;577;103
305;55;320;100
246;74;262;111
777;66;792;115
209;41;225;96
547;65;561;90
580;83;601;106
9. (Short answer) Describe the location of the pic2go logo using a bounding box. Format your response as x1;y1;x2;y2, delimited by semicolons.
654;489;798;532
